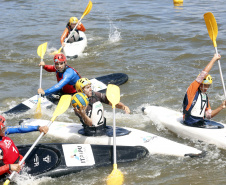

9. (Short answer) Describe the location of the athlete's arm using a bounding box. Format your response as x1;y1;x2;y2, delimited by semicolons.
115;102;130;114
74;106;92;126
203;54;221;74
61;28;69;45
5;125;48;135
43;65;56;72
44;68;79;95
77;23;86;32
210;100;226;118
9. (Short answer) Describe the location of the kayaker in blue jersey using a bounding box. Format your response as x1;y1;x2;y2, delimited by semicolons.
71;78;130;136
0;115;48;177
183;54;226;127
38;54;81;97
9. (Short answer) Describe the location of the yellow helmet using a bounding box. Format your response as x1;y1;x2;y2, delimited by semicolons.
69;17;78;25
202;74;212;85
71;93;89;109
76;78;91;93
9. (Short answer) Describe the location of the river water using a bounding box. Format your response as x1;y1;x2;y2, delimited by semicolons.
1;0;226;184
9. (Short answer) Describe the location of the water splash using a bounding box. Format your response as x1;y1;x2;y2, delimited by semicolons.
108;21;121;43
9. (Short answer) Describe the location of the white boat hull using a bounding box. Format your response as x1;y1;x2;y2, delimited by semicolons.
143;106;226;149
21;119;204;157
63;31;87;58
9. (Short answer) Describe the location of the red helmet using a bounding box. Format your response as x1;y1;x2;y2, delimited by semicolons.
0;115;6;129
53;54;66;63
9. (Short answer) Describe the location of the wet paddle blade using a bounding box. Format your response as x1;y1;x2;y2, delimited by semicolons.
51;46;63;55
81;1;93;19
204;12;218;47
37;42;47;59
106;84;120;108
51;95;71;122
107;164;124;185
34;97;42;119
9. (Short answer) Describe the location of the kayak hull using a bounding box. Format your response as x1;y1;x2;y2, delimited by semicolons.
20;119;204;158
16;143;148;178
143;106;226;149
63;31;87;58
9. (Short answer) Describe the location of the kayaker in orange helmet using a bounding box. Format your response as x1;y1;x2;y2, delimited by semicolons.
61;17;86;47
183;54;226;127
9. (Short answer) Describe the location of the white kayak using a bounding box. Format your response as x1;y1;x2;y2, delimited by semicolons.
142;106;226;150
3;73;128;115
63;31;87;58
20;118;204;158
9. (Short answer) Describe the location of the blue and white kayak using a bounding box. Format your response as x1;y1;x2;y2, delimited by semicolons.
20;118;204;158
63;31;87;59
3;73;128;115
142;106;226;150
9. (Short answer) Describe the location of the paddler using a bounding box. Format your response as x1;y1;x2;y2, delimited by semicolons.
0;115;48;177
71;78;130;136
61;17;86;47
183;54;226;127
37;53;81;100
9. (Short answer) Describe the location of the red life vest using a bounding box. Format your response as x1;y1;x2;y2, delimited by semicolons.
56;65;81;94
0;137;19;164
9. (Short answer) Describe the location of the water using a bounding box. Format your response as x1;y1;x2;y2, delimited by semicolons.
1;0;226;184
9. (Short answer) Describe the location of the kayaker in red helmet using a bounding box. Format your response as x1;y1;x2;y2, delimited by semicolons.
0;115;48;177
37;53;81;98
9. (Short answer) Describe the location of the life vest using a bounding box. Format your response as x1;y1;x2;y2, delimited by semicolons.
0;137;20;165
183;89;209;118
66;24;80;42
81;92;106;136
56;65;81;94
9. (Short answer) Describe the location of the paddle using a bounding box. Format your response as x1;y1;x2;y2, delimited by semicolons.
52;0;93;55
106;84;124;185
3;95;71;185
34;42;48;119
204;12;226;98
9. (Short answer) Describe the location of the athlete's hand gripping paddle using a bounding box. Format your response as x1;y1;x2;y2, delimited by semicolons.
4;95;71;185
106;84;124;185
204;12;226;99
34;42;47;119
51;1;92;55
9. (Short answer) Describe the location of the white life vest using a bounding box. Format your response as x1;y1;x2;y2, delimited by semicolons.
190;93;207;117
90;101;104;127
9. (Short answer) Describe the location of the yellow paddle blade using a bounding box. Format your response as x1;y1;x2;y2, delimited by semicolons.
81;1;93;19
107;164;124;185
34;98;42;119
51;46;63;55
3;179;10;185
204;12;218;47
51;95;71;122
37;42;47;59
106;84;120;109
